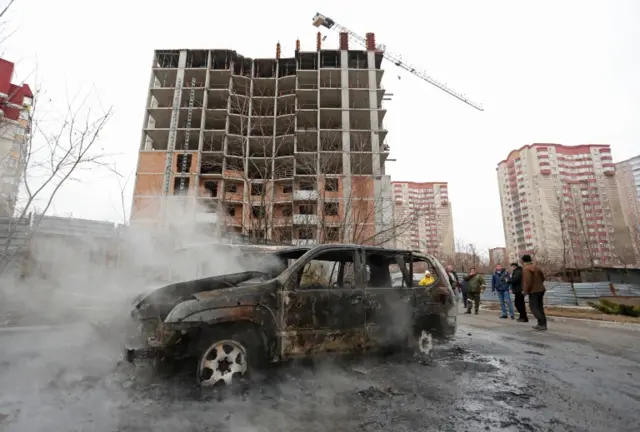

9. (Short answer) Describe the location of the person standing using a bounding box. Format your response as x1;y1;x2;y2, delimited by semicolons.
492;264;515;320
509;262;528;322
464;268;485;315
446;264;461;298
460;277;470;311
522;254;547;330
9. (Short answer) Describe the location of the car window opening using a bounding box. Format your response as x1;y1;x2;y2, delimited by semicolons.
296;249;356;290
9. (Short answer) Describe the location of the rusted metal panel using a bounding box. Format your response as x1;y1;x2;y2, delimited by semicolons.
279;287;366;358
280;329;365;357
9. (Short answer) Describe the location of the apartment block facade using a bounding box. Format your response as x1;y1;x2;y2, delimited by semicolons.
132;34;394;245
615;154;640;259
497;143;635;267
392;181;454;258
0;58;33;217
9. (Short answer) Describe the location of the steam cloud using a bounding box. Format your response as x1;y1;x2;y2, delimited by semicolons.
0;200;388;431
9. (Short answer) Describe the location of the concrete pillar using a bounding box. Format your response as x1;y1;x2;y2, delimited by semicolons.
367;51;381;176
340;50;353;241
161;50;187;221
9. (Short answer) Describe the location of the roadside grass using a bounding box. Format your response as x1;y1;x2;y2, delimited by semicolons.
481;301;640;324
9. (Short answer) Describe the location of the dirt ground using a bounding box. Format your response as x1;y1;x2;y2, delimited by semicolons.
481;301;640;324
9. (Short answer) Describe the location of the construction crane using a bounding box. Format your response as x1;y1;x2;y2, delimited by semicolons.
312;13;484;111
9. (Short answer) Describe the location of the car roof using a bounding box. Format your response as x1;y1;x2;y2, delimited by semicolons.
305;243;434;259
175;242;432;260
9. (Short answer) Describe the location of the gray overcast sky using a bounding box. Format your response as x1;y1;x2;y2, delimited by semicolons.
3;0;639;252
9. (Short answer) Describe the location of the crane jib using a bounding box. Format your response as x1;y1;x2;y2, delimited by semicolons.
312;13;484;111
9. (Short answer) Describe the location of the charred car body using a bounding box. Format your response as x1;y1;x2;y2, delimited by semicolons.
126;244;457;386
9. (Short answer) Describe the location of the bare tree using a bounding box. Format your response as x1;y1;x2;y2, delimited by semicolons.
0;0;17;50
109;166;133;225
0;88;114;274
209;81;418;248
0;0;16;21
213;84;295;244
289;135;418;247
467;243;478;269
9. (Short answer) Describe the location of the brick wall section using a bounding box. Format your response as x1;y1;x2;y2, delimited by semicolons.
365;33;376;51
339;32;349;50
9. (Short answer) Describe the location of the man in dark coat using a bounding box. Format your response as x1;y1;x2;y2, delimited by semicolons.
522;254;547;330
509;262;528;322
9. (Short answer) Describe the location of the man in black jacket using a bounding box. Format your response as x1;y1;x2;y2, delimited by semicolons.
509;262;528;322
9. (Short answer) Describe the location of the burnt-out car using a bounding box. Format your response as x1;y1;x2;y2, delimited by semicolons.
125;244;457;386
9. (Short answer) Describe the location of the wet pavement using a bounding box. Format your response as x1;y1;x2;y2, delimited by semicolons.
0;311;639;432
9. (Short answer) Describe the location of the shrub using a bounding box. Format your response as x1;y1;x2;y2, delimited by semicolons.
588;299;640;317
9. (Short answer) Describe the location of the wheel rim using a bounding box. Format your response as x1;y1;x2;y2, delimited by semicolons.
199;339;248;386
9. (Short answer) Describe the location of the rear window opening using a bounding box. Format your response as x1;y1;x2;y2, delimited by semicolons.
385;253;439;288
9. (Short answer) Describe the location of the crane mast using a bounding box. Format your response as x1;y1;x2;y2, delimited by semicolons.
312;13;483;111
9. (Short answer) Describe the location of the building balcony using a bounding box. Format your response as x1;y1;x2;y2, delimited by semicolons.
293;214;319;225
293;190;318;201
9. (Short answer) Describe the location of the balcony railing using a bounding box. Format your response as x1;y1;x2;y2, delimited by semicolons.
293;214;319;225
293;190;318;201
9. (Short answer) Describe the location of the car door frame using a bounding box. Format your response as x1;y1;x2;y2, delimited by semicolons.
276;246;366;359
363;251;415;350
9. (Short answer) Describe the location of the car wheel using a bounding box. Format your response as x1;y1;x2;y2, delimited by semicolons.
196;326;262;387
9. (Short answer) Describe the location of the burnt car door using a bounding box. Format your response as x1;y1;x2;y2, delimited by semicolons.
278;247;366;358
363;251;415;350
410;255;457;337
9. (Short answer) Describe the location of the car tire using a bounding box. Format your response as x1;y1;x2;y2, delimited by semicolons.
195;325;264;387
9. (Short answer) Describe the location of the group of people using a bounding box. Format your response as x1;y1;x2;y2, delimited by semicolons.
444;255;548;331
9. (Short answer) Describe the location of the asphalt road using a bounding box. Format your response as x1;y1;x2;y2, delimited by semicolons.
0;311;639;432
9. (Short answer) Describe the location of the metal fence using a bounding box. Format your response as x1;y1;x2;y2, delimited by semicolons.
459;273;640;306
0;217;30;259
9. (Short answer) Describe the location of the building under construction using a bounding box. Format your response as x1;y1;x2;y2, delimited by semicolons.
131;32;395;245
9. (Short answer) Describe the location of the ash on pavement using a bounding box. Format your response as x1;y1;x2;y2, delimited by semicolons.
0;312;639;432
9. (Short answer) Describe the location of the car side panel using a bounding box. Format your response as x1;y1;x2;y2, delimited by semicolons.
364;285;414;349
279;288;365;358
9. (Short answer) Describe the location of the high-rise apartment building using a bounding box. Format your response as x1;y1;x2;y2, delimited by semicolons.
131;34;395;246
0;58;33;217
615;154;640;259
497;143;635;267
392;181;454;258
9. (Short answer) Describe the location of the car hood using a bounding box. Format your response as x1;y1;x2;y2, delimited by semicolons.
132;271;266;320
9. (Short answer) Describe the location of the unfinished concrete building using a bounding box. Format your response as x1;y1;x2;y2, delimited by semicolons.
132;33;394;246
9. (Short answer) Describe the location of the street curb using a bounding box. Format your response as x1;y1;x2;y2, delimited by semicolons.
477;306;640;330
546;316;640;331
